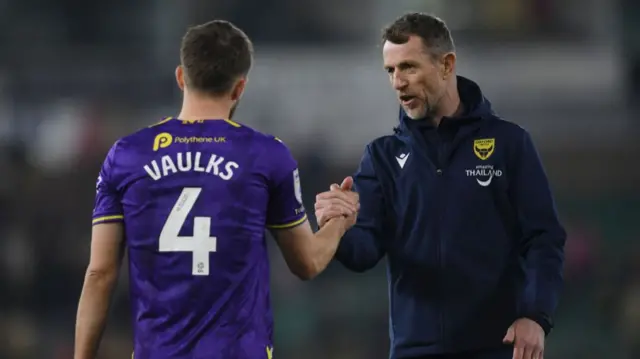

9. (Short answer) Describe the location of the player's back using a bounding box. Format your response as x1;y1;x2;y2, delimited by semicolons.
92;118;305;359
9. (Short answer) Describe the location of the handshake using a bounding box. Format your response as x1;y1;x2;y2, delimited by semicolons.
314;176;360;229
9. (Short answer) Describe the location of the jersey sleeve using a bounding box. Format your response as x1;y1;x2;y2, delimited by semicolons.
92;141;124;225
265;139;307;229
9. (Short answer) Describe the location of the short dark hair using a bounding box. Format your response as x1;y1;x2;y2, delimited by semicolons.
180;20;254;96
382;13;455;58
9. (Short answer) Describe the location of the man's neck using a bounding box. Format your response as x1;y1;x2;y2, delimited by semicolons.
178;95;232;120
177;112;229;121
432;82;462;126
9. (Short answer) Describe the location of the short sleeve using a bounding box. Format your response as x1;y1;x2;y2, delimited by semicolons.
92;141;124;225
265;139;307;229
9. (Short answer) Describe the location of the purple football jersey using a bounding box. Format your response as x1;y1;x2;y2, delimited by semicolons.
92;118;306;359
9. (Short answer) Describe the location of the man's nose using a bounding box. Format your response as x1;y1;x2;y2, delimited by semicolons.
392;74;408;90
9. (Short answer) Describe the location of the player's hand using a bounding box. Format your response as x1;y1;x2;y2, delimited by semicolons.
315;176;359;228
503;318;545;359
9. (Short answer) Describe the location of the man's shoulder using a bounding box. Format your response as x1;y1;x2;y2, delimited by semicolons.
484;114;528;136
358;134;411;172
361;116;531;168
366;134;406;154
111;117;176;153
112;118;286;154
479;115;534;153
364;117;529;150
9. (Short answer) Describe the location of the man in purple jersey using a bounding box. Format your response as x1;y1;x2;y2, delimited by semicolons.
74;20;359;359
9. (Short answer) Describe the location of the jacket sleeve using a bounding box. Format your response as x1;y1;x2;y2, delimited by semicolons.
335;145;388;272
510;130;567;335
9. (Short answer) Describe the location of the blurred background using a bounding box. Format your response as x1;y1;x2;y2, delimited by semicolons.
0;0;639;358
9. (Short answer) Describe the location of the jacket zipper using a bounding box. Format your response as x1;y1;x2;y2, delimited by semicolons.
408;125;448;346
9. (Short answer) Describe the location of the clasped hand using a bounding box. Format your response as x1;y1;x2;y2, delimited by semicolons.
314;176;359;228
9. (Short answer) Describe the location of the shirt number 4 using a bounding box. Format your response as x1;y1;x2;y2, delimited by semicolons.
159;187;217;276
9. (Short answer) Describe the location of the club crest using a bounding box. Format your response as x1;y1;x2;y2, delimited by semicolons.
473;138;495;160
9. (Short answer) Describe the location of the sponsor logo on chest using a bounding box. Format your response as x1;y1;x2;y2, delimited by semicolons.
466;138;503;186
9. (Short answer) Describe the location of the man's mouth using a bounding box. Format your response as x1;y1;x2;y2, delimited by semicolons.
399;95;417;106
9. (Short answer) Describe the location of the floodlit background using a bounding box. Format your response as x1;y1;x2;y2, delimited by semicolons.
1;0;639;358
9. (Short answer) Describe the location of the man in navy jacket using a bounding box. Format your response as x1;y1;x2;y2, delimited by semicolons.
315;13;566;359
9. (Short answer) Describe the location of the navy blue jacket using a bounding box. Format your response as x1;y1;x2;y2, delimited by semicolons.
335;77;566;358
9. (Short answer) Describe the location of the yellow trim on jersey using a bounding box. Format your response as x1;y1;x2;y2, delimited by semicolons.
149;117;173;127
267;214;307;229
223;118;241;127
92;215;124;224
266;345;273;359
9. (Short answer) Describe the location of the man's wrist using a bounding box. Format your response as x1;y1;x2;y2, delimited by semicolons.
328;216;349;233
524;313;553;336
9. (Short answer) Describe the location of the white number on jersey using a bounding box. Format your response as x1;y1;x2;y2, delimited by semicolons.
159;187;217;276
293;169;303;205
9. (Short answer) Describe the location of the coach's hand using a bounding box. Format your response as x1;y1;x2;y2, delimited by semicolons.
503;318;545;359
314;177;359;228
